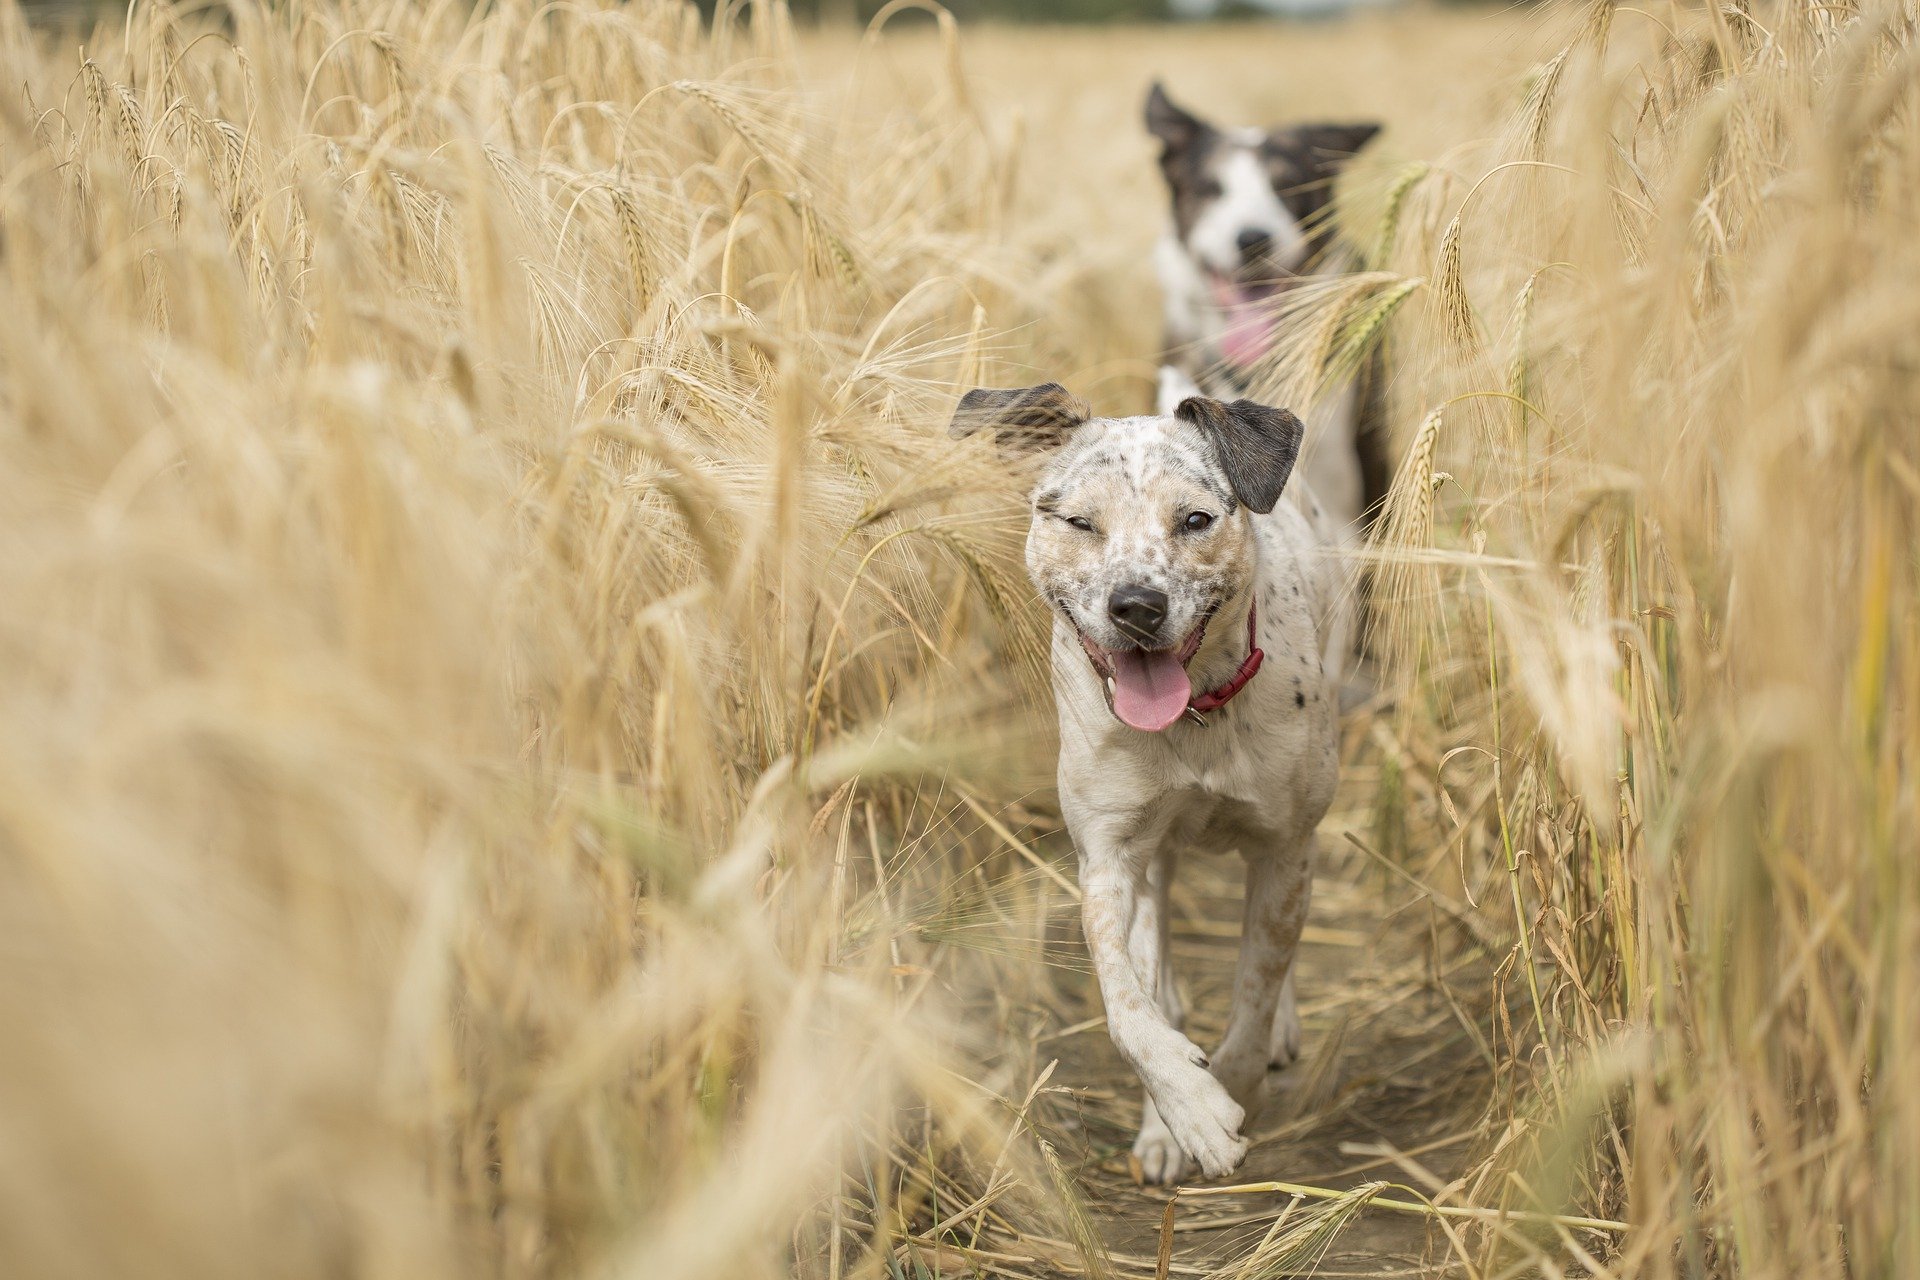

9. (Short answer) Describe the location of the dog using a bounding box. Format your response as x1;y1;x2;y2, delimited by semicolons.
1146;82;1389;538
950;382;1347;1184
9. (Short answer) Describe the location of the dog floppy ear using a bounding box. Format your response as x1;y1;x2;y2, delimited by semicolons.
1145;82;1210;156
949;383;1090;453
1290;122;1382;172
1176;396;1303;514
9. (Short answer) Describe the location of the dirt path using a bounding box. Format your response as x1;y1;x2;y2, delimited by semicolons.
1030;728;1493;1278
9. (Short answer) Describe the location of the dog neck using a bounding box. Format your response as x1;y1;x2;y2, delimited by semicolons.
1187;577;1258;695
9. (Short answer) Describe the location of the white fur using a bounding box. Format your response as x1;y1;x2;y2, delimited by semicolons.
1156;364;1204;412
1185;136;1310;277
1154;230;1213;360
1031;410;1347;1184
1298;382;1361;540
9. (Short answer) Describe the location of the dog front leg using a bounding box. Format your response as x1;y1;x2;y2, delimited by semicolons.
1081;850;1248;1180
1208;848;1311;1121
1129;849;1192;1183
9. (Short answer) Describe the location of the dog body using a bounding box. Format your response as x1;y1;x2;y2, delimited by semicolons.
1147;84;1385;536
950;385;1346;1184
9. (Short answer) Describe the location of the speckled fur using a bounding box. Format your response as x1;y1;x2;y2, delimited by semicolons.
1027;417;1253;660
1023;406;1349;1184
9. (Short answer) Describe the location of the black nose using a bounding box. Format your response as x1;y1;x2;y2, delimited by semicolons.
1108;585;1169;645
1236;227;1273;258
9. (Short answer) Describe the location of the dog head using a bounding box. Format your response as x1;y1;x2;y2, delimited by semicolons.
1147;83;1379;364
1146;82;1380;281
951;384;1303;731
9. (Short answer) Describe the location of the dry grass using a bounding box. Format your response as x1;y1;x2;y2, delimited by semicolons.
1351;1;1920;1273
1;1;1915;1278
1;3;1067;1276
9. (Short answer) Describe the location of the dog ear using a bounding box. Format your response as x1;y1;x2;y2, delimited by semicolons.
1175;396;1303;514
949;383;1090;453
1288;122;1382;172
1146;82;1210;155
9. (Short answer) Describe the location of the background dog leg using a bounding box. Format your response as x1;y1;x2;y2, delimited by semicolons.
1269;862;1311;1070
1080;853;1247;1180
1268;969;1302;1069
1208;849;1311;1120
1130;850;1188;1184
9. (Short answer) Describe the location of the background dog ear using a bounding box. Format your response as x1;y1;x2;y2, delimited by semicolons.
1176;396;1303;514
1145;82;1209;155
948;383;1091;453
1290;122;1382;171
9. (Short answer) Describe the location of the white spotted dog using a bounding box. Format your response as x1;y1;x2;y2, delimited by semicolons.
950;383;1348;1185
1146;82;1389;539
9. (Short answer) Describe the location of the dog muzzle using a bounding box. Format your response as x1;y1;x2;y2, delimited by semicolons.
1082;603;1266;731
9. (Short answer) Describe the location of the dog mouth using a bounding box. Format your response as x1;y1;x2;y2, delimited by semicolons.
1075;611;1213;733
1207;272;1295;368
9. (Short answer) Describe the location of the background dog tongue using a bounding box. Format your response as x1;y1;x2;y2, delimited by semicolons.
1111;649;1193;731
1213;281;1276;367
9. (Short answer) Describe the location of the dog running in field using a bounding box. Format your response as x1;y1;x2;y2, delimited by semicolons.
950;382;1349;1184
1147;83;1389;538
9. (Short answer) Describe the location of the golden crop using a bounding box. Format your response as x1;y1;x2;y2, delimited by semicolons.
1;2;1912;1277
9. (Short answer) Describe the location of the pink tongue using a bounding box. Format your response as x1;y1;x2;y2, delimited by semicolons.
1212;280;1276;368
1110;649;1194;732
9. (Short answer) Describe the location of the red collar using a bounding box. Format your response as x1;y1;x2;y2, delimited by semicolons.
1187;601;1264;720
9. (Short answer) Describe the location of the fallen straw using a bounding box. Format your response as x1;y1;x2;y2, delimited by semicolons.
1176;1178;1629;1235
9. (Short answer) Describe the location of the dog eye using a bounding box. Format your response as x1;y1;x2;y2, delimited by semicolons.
1065;515;1095;532
1183;511;1214;532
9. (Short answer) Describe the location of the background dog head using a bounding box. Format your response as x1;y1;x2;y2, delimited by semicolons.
951;385;1303;730
1145;82;1379;285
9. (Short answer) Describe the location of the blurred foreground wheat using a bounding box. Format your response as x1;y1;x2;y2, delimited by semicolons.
0;2;1095;1276
1344;0;1920;1273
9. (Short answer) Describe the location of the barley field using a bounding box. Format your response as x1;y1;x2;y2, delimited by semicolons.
1;1;1914;1277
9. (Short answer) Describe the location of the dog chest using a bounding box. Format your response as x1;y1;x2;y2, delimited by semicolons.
1154;781;1270;854
1063;738;1310;858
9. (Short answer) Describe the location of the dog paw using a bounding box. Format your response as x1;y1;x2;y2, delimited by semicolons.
1130;1102;1188;1185
1149;1061;1249;1180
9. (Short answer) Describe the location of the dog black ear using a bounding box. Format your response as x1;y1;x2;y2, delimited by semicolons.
1146;82;1209;155
949;383;1090;453
1289;122;1382;171
1175;396;1303;514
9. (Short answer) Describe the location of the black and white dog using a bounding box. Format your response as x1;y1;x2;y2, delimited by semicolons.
1146;83;1390;537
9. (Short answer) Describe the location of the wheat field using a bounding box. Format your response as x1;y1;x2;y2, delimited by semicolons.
1;0;1914;1277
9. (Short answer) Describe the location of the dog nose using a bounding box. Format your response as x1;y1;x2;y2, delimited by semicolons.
1108;585;1169;644
1236;227;1273;258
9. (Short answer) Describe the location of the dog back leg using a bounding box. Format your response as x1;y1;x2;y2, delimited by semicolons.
1269;965;1302;1068
1146;848;1182;1028
1206;844;1312;1121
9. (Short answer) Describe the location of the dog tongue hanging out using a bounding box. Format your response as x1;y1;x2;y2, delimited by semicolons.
1108;646;1194;731
1080;602;1252;732
949;381;1350;1186
1211;277;1283;369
